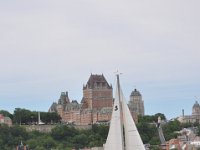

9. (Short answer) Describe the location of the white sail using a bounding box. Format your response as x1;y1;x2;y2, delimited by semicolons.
121;88;145;150
104;78;124;150
104;75;145;150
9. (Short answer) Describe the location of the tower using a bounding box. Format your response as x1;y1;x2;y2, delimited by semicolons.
128;89;144;116
192;101;200;115
58;92;70;105
81;74;113;110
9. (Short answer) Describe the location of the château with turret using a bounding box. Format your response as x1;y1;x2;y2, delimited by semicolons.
49;74;145;125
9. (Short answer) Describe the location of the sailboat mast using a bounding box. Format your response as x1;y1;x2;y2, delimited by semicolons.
116;74;121;101
104;74;124;150
116;74;125;150
104;74;145;150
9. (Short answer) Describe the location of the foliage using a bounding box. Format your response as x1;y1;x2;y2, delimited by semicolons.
137;113;167;145
1;112;198;149
51;125;78;141
0;110;13;119
138;113;166;123
137;122;157;144
0;125;28;149
0;123;109;149
162;120;181;141
13;108;61;125
150;145;162;150
13;108;32;125
51;124;108;149
40;111;61;124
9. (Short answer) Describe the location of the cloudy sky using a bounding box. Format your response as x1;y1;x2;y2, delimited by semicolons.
0;0;200;119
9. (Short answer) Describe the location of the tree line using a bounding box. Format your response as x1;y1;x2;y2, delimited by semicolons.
1;109;200;150
0;124;109;150
0;108;61;125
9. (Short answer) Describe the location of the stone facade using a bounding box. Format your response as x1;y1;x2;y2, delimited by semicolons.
82;74;113;109
128;89;144;116
49;74;113;125
49;74;139;125
178;101;200;123
0;114;12;126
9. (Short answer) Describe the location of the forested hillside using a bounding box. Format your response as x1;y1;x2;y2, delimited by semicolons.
1;111;200;150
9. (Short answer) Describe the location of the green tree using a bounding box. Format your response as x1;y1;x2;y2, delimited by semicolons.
13;108;61;125
0;124;11;147
73;134;88;149
137;121;159;144
13;108;32;124
40;112;61;124
138;113;166;123
51;125;77;141
0;110;13;119
163;120;181;140
92;124;109;141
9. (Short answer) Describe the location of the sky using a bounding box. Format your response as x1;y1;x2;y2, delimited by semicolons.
0;0;200;119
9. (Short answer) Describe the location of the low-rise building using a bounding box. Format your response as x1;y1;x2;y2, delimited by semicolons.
0;114;12;126
178;101;200;124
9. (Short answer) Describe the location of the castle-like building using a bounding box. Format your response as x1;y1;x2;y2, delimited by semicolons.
178;101;200;123
49;74;144;125
49;74;113;125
